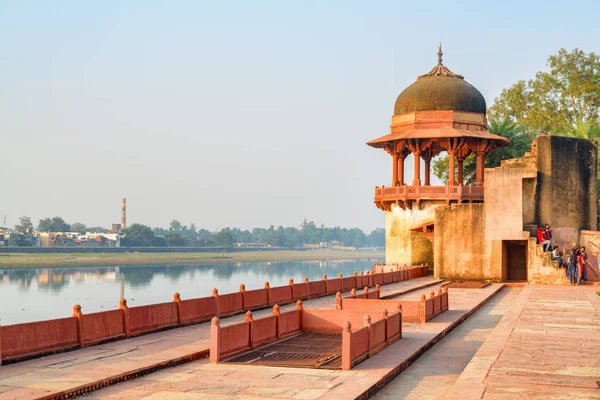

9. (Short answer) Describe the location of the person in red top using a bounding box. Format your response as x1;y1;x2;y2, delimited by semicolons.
577;250;585;285
537;225;551;251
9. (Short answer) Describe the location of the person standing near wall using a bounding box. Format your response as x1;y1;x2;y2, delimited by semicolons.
568;248;579;285
580;246;588;282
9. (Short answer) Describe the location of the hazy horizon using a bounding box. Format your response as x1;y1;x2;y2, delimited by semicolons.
2;1;599;232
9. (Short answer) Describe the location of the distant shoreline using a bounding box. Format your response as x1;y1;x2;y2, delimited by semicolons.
0;249;385;268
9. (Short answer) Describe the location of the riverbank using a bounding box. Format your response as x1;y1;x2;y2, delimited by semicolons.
0;249;384;267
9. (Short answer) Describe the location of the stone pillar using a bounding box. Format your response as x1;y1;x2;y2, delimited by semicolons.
412;151;421;186
397;155;405;186
447;151;456;186
392;153;398;186
457;157;464;185
475;151;486;186
424;159;431;186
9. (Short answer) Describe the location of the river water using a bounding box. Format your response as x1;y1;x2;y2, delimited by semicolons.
0;259;382;325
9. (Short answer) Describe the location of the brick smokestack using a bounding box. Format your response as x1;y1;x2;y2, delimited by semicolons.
121;197;127;230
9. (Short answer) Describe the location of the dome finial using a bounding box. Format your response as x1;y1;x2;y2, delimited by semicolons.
417;43;464;80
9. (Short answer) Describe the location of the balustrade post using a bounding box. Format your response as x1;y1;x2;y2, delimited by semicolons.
209;317;221;363
419;294;427;323
72;304;85;348
173;292;182;326
338;273;344;292
323;274;328;295
336;292;342;310
264;281;271;306
120;298;130;338
296;300;303;330
397;303;403;338
352;272;358;291
364;314;373;356
341;321;352;370
376;284;381;299
303;277;309;300
212;288;220;318
381;308;389;343
288;278;294;300
245;311;253;349
273;305;280;339
239;284;246;310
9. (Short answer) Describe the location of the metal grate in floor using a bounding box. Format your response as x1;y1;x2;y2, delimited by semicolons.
224;332;342;369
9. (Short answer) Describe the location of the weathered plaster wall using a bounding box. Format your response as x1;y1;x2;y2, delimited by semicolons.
434;204;495;280
484;160;536;241
385;205;435;266
536;136;598;247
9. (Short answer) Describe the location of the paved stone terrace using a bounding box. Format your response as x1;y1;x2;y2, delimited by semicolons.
373;286;522;399
445;285;600;399
0;276;442;400
78;283;504;399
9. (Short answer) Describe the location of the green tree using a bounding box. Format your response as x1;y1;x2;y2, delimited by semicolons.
14;216;33;233
433;120;534;184
163;231;185;246
170;220;182;231
70;222;87;234
489;48;600;137
37;216;71;232
121;223;156;247
214;229;235;250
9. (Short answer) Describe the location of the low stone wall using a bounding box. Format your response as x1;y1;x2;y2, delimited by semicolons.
337;287;448;323
0;264;428;365
209;303;402;370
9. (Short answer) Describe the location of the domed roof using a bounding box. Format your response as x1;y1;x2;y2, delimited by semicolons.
394;46;486;115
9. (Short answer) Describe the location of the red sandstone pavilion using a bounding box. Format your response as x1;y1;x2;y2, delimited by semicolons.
368;45;600;285
368;45;509;210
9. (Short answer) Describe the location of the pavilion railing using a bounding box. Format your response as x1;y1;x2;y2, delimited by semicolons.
375;185;484;202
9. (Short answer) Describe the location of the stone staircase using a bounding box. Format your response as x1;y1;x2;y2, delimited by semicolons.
530;238;599;285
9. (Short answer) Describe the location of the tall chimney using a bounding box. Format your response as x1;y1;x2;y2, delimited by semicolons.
121;197;127;230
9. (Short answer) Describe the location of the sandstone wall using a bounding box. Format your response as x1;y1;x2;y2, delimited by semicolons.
536;136;598;247
385;206;434;266
434;203;496;280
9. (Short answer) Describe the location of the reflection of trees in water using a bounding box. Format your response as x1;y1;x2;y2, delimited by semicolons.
0;259;382;294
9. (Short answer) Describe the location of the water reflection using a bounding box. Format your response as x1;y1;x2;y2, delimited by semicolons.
0;259;381;325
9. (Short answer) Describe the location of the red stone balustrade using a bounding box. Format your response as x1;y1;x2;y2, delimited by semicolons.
337;287;449;323
0;264;429;365
374;184;484;210
209;302;402;370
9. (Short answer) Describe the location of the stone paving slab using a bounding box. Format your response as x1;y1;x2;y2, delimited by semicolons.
445;285;600;400
80;283;504;400
373;286;521;399
0;276;441;400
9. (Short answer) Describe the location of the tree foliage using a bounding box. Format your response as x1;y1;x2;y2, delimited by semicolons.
214;229;235;249
434;48;600;184
37;216;71;232
70;222;87;234
120;223;156;247
14;216;34;233
489;48;600;138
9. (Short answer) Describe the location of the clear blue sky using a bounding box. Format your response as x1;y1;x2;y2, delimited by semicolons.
1;1;599;232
